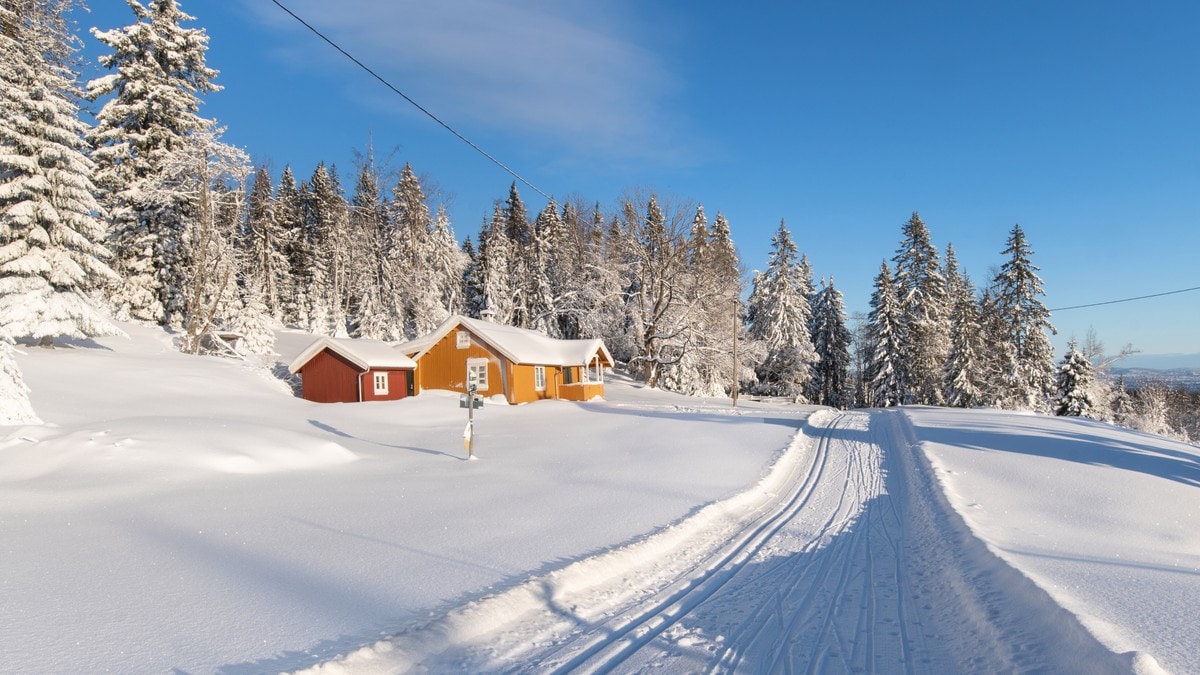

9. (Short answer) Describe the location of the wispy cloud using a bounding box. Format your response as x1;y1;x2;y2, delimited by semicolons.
248;0;690;164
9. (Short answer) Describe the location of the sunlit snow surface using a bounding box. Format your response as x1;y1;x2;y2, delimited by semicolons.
1;323;1196;673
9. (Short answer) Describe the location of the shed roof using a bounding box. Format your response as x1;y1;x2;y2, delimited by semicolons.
288;336;417;374
395;315;613;367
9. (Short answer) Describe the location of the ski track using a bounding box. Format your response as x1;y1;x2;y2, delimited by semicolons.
302;409;1131;674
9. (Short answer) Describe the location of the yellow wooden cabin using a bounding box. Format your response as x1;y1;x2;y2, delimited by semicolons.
395;315;613;404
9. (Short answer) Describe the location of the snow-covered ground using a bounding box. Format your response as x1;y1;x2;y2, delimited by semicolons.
2;323;1197;673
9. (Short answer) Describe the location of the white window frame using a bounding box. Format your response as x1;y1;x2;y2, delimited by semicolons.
534;366;546;391
456;331;470;349
373;371;389;395
467;358;489;392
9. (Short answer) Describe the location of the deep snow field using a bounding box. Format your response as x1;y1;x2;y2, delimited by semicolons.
1;323;1197;674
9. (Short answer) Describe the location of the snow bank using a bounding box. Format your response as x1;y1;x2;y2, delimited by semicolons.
905;407;1200;674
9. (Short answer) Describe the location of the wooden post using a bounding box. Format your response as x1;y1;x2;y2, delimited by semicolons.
464;370;478;459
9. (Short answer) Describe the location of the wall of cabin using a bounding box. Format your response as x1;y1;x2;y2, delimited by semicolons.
416;327;508;400
298;349;362;403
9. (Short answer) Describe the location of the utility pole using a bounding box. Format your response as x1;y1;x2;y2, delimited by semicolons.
732;296;739;408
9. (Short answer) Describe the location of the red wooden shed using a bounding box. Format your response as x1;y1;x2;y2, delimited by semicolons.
287;337;417;403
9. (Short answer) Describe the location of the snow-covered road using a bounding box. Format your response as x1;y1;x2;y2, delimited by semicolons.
306;410;1129;673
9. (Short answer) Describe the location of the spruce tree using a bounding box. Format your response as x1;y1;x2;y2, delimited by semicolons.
1054;339;1095;417
479;205;515;324
389;162;438;337
502;183;533;327
746;220;817;400
527;199;562;335
865;261;906;407
274;165;307;326
0;0;122;345
87;0;220;326
891;211;949;405
810;278;852;408
428;204;467;326
942;244;985;407
346;156;400;339
304;162;345;334
243;166;288;320
461;234;485;319
991;223;1056;410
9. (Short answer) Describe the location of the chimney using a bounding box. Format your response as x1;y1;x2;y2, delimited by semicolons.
479;308;496;323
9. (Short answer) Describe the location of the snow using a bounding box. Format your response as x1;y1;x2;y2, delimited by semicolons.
909;406;1200;674
398;314;611;367
288;336;417;373
1;322;1196;673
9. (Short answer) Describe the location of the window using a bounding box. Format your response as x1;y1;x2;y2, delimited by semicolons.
467;358;488;391
456;331;470;349
534;366;546;391
373;372;389;395
563;367;574;385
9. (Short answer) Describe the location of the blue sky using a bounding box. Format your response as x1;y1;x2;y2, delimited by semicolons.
72;1;1199;359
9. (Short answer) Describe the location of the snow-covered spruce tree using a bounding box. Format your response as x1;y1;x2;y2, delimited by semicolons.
0;0;122;346
706;212;748;395
526;199;562;336
1054;339;1095;417
303;162;347;335
1110;375;1132;427
388;162;437;338
242;166;289;320
989;223;1056;410
810;277;852;408
976;287;1017;407
275;166;308;327
0;339;40;424
478;205;516;325
865;260;907;407
460;234;485;319
583;206;633;357
746;219;817;401
87;0;220;326
225;276;275;358
429;204;467;324
891;211;949;405
501;182;535;328
545;199;592;340
942;244;985;408
345;155;401;340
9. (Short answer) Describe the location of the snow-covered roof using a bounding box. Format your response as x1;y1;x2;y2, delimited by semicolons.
288;336;417;374
396;315;613;367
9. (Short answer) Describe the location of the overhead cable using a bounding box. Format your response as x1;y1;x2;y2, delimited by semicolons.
1050;285;1200;312
268;0;552;202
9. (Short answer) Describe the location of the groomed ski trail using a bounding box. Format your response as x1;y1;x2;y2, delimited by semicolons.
300;410;1128;674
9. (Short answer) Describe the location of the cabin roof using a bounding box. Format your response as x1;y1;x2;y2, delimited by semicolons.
288;336;417;374
395;315;613;367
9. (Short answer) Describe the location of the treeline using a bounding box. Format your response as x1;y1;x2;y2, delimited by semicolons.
2;1;1194;443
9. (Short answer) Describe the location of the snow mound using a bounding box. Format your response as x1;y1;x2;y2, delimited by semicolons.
0;418;355;483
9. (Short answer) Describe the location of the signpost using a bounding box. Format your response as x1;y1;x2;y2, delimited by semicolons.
462;370;479;459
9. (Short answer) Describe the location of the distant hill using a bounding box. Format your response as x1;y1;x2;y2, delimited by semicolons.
1116;353;1200;370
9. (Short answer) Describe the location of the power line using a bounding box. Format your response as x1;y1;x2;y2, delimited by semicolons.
267;0;552;202
1049;285;1200;312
